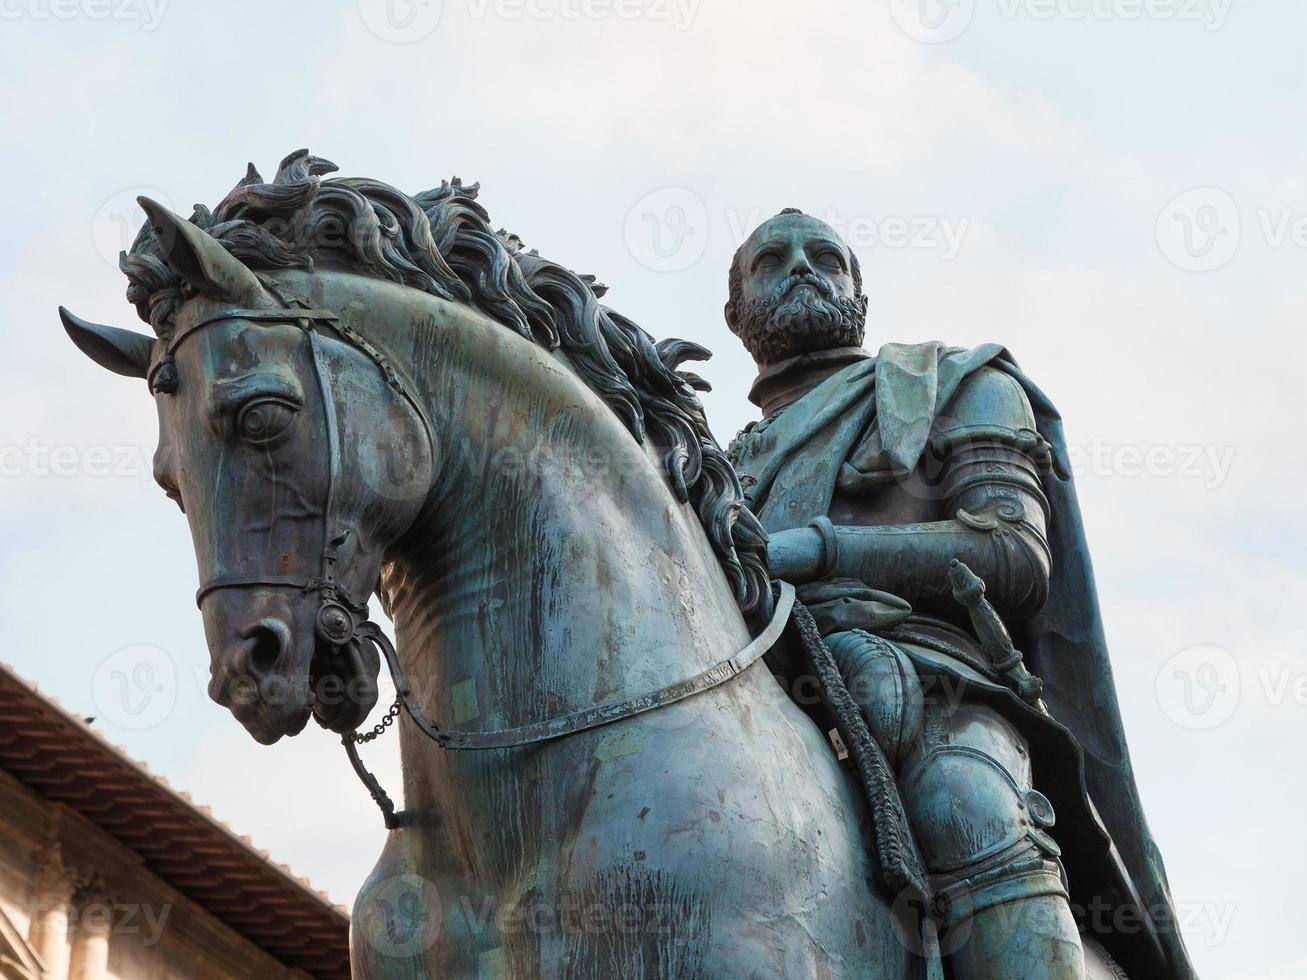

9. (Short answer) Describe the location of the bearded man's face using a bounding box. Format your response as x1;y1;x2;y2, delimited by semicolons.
727;213;867;366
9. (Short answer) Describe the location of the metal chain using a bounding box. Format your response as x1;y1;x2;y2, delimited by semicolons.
349;698;402;744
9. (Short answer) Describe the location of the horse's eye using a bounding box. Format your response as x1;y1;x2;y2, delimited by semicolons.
236;398;298;444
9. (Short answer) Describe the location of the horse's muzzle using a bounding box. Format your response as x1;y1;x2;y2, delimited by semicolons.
200;590;321;744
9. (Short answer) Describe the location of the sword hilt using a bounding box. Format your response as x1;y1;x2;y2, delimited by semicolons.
948;559;1044;707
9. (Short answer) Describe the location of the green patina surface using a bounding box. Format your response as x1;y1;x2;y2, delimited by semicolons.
60;156;1195;979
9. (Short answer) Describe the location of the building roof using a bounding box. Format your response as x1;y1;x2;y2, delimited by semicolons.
0;662;351;980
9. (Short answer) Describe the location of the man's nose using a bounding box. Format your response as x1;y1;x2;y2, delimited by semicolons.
787;252;815;278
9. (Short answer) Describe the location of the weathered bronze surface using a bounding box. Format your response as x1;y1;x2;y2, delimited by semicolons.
61;155;1193;979
61;152;905;978
726;209;1198;980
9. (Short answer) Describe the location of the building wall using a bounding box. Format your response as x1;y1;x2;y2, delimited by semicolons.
0;769;309;980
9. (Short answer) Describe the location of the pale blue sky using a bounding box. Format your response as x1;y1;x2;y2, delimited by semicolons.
1;1;1303;977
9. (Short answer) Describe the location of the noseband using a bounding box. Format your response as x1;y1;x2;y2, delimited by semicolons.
171;290;795;830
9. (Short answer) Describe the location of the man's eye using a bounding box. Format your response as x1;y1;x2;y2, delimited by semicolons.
236;398;298;444
754;252;781;272
816;250;844;272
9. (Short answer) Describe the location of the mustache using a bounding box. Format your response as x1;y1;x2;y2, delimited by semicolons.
734;277;866;365
773;273;835;303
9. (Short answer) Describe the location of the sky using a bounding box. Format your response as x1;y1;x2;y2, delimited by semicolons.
0;1;1303;977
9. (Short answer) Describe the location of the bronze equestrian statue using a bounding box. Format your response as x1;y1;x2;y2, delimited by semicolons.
59;152;1194;979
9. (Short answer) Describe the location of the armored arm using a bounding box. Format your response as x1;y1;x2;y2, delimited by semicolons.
769;368;1053;620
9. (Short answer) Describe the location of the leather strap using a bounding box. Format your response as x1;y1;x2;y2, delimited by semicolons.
360;581;795;751
168;307;339;353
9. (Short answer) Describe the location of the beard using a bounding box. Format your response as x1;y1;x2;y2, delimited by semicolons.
734;275;866;365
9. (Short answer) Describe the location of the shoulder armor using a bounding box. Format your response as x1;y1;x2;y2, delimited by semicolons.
934;366;1035;439
929;367;1050;466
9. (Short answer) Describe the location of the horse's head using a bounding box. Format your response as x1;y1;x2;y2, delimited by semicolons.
62;200;433;744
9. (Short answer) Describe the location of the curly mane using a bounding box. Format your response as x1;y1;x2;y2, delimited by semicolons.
120;149;769;616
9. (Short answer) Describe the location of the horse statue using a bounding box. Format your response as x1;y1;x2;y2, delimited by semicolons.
62;151;1136;979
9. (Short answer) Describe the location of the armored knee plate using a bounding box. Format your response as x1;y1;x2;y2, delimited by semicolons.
900;703;1067;927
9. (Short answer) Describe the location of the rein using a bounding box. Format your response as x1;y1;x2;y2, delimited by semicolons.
346;584;793;829
172;295;798;831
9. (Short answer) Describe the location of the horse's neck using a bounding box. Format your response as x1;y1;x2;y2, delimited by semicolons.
378;302;753;734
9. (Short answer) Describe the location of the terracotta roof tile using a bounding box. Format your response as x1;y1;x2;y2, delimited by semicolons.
0;662;351;980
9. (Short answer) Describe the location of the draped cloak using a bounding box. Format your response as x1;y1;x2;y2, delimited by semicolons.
732;342;1197;980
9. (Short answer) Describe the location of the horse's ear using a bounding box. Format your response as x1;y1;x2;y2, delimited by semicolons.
137;196;268;307
60;306;152;380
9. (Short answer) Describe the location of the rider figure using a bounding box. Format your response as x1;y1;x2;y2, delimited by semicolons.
725;209;1195;980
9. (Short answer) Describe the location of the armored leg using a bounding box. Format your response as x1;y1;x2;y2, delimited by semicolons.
824;629;924;769
900;701;1085;980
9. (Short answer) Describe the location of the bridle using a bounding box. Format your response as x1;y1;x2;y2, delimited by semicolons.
163;291;796;830
160;297;388;640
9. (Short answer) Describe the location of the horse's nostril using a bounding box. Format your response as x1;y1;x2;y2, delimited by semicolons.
247;625;284;676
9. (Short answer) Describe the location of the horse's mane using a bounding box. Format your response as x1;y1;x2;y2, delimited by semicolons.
120;149;769;616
